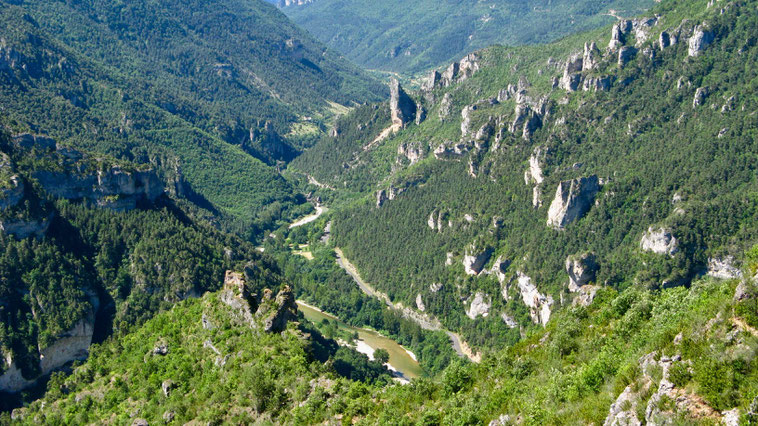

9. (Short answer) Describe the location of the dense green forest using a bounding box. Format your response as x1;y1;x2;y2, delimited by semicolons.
281;0;655;73
10;261;758;423
0;0;384;234
292;0;758;349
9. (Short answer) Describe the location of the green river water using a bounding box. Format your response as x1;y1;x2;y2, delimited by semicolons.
296;301;423;380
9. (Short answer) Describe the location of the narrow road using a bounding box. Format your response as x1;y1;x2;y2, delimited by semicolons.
289;204;327;229
334;247;473;361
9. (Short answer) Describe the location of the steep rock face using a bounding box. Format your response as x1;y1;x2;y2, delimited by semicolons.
465;292;491;320
261;285;297;333
463;245;493;275
707;256;742;280
640;227;679;256
516;272;552;326
389;79;417;128
546;175;600;229
427;208;448;232
0;175;24;211
609;20;633;50
0;214;52;240
688;23;714;56
0;313;95;393
33;166;162;212
220;270;259;323
566;253;598;292
38;317;95;376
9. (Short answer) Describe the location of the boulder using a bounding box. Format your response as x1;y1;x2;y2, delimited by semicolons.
500;314;518;329
707;256;742;280
161;379;175;397
688;24;714;57
463;245;493;275
566;253;598;292
640;227;678;256
465;292;491;320
389;79;417;128
546;175;600;229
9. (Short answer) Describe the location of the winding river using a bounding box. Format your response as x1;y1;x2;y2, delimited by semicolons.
296;301;422;381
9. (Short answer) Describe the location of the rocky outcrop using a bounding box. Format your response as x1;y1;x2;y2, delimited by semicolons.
617;46;637;67
0;214;52;240
707;256;742;280
0;175;24;211
693;87;709;107
33;165;162;212
524;147;546;207
415;293;426;312
640;227;679;256
1;313;95;393
609;20;632;50
221;270;259;323
463;245;493;275
438;93;453;120
516;272;552;326
566;253;598;292
606;352;726;425
390;79;417;128
427;209;448;232
582;42;600;70
501;314;518;329
460;105;477;137
465;292;491;320
559;54;584;92
398;141;426;165
688;24;714;57
376;185;407;207
583;76;613;92
421;70;441;91
546;175;600;229
261;285;297;333
220;270;297;333
433;53;480;88
433;140;472;160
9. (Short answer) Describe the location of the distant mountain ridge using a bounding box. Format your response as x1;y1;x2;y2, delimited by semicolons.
280;0;657;73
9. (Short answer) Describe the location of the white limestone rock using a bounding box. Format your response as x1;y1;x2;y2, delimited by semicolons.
516;272;553;326
463;245;493;275
640;227;679;256
707;256;742;280
416;293;426;312
546;175;600;229
688;24;714;57
466;292;491;320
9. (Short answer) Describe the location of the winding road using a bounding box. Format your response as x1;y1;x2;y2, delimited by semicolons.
334;248;474;361
289;204;327;229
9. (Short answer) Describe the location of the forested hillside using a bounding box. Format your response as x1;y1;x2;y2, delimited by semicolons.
0;0;384;234
281;0;655;73
292;0;758;351
0;129;288;408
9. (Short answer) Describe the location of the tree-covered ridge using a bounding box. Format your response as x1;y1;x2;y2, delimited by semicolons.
292;0;758;350
0;0;383;233
0;130;290;404
11;263;758;423
282;0;656;73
